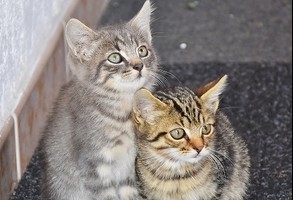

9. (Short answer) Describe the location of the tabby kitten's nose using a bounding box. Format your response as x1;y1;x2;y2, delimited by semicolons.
191;138;204;153
195;146;204;153
133;63;144;72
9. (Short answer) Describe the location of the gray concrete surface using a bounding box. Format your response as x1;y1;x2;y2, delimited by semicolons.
100;0;292;64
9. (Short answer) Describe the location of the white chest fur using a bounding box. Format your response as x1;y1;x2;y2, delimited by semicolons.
97;128;137;185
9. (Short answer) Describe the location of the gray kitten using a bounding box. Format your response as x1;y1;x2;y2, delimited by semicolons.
40;1;158;199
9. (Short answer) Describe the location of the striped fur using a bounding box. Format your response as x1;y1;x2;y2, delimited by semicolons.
133;76;250;200
40;1;158;200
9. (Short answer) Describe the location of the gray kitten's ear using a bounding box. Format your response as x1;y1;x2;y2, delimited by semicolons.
196;75;228;114
133;88;167;125
129;0;154;42
65;18;98;61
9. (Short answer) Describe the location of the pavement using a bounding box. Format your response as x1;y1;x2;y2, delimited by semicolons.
100;0;292;64
11;0;292;199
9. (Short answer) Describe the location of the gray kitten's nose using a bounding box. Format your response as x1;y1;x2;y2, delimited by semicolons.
133;63;144;72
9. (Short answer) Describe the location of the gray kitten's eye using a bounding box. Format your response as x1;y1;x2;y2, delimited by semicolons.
108;53;122;64
200;125;213;136
138;46;149;57
170;128;186;140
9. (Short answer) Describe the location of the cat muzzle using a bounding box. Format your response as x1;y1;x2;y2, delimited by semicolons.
133;63;144;72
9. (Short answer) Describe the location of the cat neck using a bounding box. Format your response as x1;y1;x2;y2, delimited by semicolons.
72;79;137;119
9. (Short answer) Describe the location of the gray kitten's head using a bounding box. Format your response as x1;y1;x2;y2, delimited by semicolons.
65;0;158;92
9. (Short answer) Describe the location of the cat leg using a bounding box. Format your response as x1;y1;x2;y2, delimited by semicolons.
91;188;120;200
118;185;143;200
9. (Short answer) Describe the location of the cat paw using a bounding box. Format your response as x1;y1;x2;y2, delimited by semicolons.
103;198;120;200
119;186;140;200
100;196;120;200
97;188;120;200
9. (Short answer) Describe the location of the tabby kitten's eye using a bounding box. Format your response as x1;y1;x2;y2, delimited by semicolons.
108;53;122;64
170;128;186;140
200;125;213;136
138;46;149;57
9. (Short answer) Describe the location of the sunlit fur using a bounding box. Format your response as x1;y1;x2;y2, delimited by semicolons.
133;76;250;200
40;1;158;200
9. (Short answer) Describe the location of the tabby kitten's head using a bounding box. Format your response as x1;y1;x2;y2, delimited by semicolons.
133;75;228;163
65;0;158;92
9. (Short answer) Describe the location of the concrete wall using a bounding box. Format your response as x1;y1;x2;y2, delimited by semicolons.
0;0;76;132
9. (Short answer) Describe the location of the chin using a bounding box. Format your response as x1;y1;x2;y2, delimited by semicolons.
117;76;147;92
182;148;209;164
185;156;204;164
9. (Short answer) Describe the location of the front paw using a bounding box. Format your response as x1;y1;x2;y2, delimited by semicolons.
119;186;141;200
98;188;120;200
100;195;120;200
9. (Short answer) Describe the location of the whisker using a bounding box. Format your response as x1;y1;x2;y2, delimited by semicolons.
152;70;171;85
208;152;227;178
151;74;168;87
156;68;183;85
209;149;234;165
208;154;221;171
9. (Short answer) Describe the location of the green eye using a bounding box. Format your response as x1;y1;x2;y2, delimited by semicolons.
170;128;186;140
138;46;149;57
108;53;122;64
200;125;213;136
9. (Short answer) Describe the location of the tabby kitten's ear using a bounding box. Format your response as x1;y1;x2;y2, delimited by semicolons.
65;18;98;61
128;0;154;42
133;88;167;125
196;75;228;114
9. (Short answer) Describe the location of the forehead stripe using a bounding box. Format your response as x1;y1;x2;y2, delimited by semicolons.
156;92;183;114
115;36;127;46
130;35;139;46
114;43;121;51
157;91;193;124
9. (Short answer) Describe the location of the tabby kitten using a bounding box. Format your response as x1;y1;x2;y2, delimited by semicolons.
40;1;158;199
133;75;250;200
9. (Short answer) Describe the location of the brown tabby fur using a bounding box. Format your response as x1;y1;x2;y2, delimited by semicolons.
133;76;250;200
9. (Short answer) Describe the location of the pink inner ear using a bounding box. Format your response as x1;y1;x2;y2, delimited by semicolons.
195;77;223;97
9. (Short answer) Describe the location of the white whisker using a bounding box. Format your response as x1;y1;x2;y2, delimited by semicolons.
209;149;234;165
150;72;168;87
156;67;182;85
208;152;227;178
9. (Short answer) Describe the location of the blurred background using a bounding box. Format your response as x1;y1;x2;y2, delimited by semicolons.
101;0;292;64
0;0;292;199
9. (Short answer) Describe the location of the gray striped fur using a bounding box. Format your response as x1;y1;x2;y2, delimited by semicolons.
40;1;158;199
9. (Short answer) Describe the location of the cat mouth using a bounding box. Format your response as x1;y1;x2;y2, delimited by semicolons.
121;71;144;82
182;149;208;163
137;72;143;79
133;71;144;80
123;73;145;84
